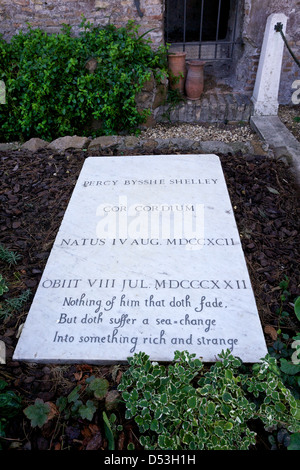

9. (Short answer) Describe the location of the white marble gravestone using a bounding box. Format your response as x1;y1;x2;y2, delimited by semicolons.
13;155;267;363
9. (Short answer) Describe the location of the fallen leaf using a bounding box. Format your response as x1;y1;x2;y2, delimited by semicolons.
45;402;59;422
0;340;6;364
81;426;92;440
86;431;103;450
82;424;103;450
267;186;279;195
117;431;125;450
12;221;21;229
74;371;83;381
16;323;24;339
264;325;277;340
81;423;99;440
116;370;123;385
88;424;99;434
76;364;93;373
105;390;121;410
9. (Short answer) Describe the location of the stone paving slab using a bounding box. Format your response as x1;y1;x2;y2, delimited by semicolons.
13;154;267;364
250;116;300;186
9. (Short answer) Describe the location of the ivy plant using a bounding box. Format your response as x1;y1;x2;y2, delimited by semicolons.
118;349;300;450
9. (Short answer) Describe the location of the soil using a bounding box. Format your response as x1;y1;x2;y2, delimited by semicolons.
278;104;300;142
0;143;299;451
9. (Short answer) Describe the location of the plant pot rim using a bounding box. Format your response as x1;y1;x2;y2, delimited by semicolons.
168;52;187;57
187;59;206;65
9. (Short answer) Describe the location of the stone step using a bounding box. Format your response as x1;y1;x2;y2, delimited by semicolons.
155;93;253;124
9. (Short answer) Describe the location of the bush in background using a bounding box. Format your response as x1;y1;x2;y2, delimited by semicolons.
0;19;167;142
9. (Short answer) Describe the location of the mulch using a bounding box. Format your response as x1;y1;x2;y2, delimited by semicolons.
0;145;299;451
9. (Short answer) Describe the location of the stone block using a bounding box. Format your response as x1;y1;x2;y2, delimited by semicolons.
88;135;123;151
13;154;267;364
251;13;288;116
48;135;90;152
21;138;49;152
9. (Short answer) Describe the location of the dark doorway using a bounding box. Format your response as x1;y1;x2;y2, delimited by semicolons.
165;0;239;60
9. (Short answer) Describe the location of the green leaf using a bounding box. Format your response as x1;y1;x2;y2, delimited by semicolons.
267;186;280;195
103;411;115;450
275;402;286;413
131;389;139;401
207;402;215;415
56;396;67;413
295;400;300;420
143;390;151;400
122;391;130;401
224;421;234;430
0;390;22;418
67;385;81;403
24;398;50;428
214;425;224;437
294;296;300;322
187;396;197;409
158;434;174;449
160;393;168;405
138;399;149;408
287;432;300;450
222;392;232;403
182;431;194;444
88;377;109;399
225;369;233;380
280;358;300;375
79;400;96;421
0;274;9;296
150;419;160;432
0;380;8;391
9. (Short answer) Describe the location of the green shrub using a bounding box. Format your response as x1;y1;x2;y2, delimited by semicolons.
24;376;111;427
0;244;31;322
268;278;300;402
0;274;8;296
0;19;167;142
118;350;300;450
0;288;31;322
0;244;22;266
23;375;122;449
0;380;22;448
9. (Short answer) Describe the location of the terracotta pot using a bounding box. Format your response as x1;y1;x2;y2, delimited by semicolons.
168;52;187;94
185;60;205;100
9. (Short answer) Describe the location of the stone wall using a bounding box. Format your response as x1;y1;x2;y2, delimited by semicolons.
234;0;300;104
0;0;164;45
0;0;299;104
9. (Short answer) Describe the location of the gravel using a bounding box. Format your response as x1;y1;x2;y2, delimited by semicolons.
141;122;256;143
140;104;299;147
